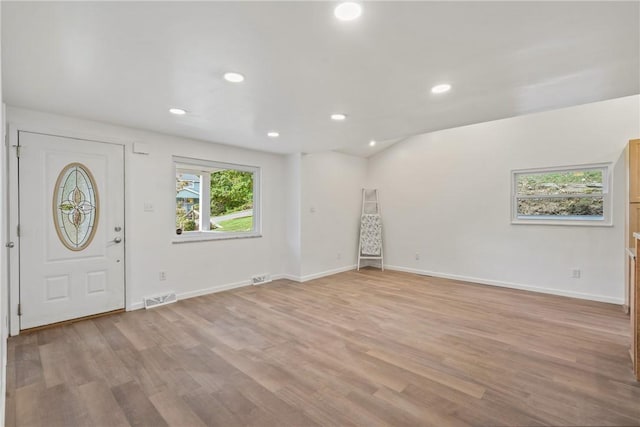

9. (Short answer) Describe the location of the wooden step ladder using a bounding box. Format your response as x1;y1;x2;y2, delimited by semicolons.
357;189;384;271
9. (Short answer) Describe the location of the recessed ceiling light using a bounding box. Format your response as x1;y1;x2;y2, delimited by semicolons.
223;72;245;83
431;84;452;94
267;131;280;138
334;2;362;21
369;140;376;147
169;108;187;115
331;113;347;121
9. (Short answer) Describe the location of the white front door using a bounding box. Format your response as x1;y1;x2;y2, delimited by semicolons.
18;131;125;330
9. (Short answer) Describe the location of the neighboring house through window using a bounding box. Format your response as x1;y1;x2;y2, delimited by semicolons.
176;173;200;223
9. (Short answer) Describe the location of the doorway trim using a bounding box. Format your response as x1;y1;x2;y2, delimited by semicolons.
7;122;131;335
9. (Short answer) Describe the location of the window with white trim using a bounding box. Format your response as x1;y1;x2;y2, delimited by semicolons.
174;156;260;241
512;163;612;226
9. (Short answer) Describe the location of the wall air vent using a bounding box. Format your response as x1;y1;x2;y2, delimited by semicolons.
252;274;272;285
143;292;177;309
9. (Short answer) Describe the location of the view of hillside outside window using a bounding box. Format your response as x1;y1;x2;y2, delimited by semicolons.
512;164;611;225
174;157;260;240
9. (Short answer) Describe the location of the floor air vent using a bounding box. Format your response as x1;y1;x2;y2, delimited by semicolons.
144;292;177;309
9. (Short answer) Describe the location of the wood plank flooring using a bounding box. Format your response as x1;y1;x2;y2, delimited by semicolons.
6;269;640;426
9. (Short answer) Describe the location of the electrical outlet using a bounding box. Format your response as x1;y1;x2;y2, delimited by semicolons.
159;271;167;281
415;253;420;261
571;269;581;279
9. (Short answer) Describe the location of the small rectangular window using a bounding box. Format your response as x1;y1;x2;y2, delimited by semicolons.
174;156;260;241
512;163;612;226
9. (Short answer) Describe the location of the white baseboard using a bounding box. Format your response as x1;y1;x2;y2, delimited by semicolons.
293;264;357;283
385;264;624;305
126;266;358;312
127;264;622;310
128;302;144;311
277;273;302;282
178;279;251;300
128;279;252;311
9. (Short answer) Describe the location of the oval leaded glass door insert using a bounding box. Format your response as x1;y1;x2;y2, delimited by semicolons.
53;162;99;251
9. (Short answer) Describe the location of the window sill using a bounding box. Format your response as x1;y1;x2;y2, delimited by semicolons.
172;231;262;244
511;219;612;227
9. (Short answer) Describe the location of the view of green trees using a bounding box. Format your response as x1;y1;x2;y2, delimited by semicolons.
209;170;253;216
176;170;253;232
176;206;197;231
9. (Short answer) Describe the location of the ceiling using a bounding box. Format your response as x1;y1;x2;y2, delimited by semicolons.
2;1;639;157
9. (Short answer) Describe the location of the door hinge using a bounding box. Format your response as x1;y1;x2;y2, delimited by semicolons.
17;304;22;316
15;145;21;158
16;224;20;237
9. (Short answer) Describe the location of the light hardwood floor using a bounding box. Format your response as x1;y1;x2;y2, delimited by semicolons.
6;269;640;426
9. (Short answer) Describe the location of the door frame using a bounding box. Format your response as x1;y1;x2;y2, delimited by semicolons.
7;122;130;335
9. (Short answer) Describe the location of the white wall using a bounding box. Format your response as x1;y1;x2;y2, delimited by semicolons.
0;2;7;422
300;151;367;279
368;95;640;303
3;108;369;331
284;153;302;278
6;107;289;315
5;95;638;329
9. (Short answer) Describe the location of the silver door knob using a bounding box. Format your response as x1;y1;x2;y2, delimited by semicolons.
113;237;122;244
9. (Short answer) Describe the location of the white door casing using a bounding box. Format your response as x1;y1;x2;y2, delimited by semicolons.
18;131;125;329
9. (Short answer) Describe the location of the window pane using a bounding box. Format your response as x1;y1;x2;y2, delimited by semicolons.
176;172;201;232
517;197;604;218
516;169;603;196
209;170;254;233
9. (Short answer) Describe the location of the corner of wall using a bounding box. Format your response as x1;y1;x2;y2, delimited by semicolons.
284;153;302;278
300;151;368;278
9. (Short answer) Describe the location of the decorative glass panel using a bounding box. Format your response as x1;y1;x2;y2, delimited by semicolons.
53;163;99;251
